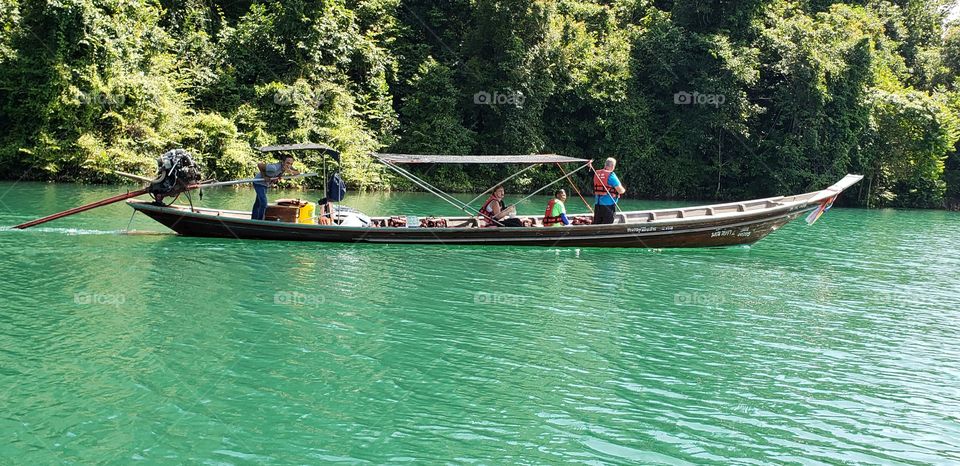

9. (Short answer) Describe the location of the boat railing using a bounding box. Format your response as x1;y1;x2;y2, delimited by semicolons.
138;189;815;228
615;195;798;224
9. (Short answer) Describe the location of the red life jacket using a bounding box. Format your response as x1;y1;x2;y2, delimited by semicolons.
593;169;620;198
543;198;564;226
479;196;502;224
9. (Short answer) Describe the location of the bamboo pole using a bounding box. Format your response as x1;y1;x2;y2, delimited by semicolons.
556;162;593;213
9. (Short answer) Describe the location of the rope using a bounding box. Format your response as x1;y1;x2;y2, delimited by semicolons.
588;163;624;215
508;163;592;209
556;162;593;213
465;164;541;208
125;209;137;232
386;162;471;209
383;161;507;226
380;162;480;217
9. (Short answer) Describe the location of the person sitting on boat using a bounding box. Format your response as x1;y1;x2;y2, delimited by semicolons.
592;157;626;225
317;197;334;225
252;155;299;220
543;189;571;227
480;185;522;227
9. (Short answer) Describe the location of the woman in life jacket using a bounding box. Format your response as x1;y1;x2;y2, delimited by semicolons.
480;185;523;227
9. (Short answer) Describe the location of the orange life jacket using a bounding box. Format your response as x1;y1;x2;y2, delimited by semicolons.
593;169;620;198
543;198;564;226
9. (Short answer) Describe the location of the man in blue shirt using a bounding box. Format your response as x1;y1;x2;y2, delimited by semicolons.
252;155;299;220
592;157;626;224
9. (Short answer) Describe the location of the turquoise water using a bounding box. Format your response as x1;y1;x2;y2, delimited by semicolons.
1;182;959;464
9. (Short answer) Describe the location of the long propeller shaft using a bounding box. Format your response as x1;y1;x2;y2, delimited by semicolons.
13;188;150;230
12;173;321;230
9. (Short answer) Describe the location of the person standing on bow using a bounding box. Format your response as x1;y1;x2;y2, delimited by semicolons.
543;189;571;227
252;155;299;220
592;157;626;225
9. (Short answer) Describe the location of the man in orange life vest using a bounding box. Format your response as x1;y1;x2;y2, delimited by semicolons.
543;189;571;227
593;157;626;224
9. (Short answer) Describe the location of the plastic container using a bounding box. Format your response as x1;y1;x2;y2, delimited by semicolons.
298;202;316;224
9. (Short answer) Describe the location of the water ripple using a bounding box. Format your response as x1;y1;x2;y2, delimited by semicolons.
2;185;959;464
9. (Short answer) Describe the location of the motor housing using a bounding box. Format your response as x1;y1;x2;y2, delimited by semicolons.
149;149;202;202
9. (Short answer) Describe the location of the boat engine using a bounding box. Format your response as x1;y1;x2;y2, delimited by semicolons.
148;149;202;203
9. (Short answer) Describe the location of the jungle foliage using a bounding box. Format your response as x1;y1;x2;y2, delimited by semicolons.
1;0;959;208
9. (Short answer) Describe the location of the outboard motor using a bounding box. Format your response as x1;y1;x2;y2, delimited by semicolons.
148;149;202;203
13;148;203;229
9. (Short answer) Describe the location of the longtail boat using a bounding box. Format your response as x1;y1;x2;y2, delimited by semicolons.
129;148;861;248
14;144;862;248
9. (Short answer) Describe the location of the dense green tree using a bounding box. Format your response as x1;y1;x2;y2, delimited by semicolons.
1;0;958;208
0;0;16;64
861;89;957;207
0;0;190;179
394;57;474;154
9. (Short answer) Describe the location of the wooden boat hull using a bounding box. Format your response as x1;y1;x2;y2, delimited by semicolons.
128;201;812;248
128;175;862;248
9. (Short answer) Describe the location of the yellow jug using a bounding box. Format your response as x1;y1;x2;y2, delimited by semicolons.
298;202;316;224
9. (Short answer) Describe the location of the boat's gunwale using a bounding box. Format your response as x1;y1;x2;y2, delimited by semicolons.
128;196;812;233
130;200;814;248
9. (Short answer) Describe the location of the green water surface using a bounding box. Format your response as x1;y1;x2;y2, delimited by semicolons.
1;182;959;464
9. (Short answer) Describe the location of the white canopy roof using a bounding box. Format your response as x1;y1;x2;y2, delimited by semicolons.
373;153;589;164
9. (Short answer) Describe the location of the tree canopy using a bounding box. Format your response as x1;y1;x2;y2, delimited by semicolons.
1;0;959;208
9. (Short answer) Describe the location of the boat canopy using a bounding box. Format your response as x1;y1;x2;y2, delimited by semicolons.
259;143;340;162
369;152;594;221
373;153;588;164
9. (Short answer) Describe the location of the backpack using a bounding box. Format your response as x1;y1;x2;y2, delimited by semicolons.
327;172;347;201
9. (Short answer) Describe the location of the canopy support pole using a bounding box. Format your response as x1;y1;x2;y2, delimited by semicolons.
508;163;592;210
556;162;593;213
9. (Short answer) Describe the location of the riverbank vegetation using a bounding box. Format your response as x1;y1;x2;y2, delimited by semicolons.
1;0;959;208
